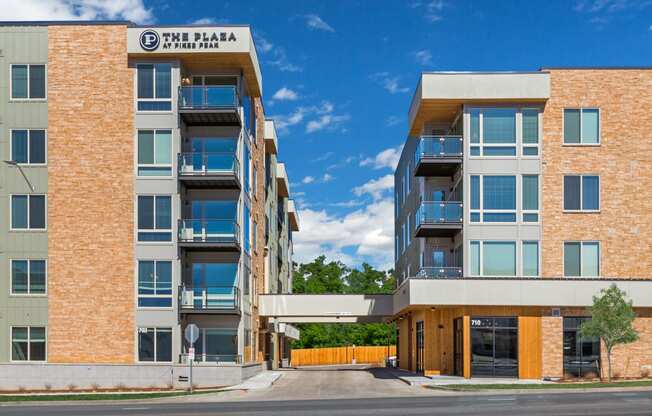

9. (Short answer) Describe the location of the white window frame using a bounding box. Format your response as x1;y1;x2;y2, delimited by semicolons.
9;64;47;101
137;194;173;243
10;259;48;296
406;214;411;247
136;129;173;178
136;63;173;113
521;108;541;158
562;108;601;146
10;326;47;362
9;129;47;166
521;174;540;224
469;174;517;224
402;223;406;253
562;175;600;213
136;327;173;363
469;108;517;158
521;241;540;277
469;240;517;277
563;241;601;278
9;194;47;231
136;260;173;310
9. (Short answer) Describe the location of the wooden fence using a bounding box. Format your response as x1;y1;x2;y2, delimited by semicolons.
291;345;396;366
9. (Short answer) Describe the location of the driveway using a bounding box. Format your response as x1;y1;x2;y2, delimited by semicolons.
198;364;439;402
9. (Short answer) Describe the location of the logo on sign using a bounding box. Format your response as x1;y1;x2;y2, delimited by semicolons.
140;30;160;51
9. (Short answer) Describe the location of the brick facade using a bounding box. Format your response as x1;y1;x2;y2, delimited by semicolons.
542;69;652;279
47;25;135;363
541;316;563;379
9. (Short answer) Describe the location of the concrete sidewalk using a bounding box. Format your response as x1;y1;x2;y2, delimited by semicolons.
221;371;282;391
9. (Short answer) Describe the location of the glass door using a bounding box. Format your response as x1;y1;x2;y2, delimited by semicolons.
470;317;518;377
416;321;424;374
563;317;601;378
453;318;463;376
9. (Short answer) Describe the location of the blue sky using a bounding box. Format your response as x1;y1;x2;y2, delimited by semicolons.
4;0;652;269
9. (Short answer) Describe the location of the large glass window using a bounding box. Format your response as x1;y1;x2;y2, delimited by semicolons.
11;130;46;164
244;141;251;195
11;260;46;294
11;195;46;230
190;328;238;362
244;204;251;254
470;317;518;377
138;327;172;362
522;241;539;277
564;241;600;277
11;326;46;361
563;317;601;378
137;64;172;111
522;175;539;222
522;109;539;156
564;109;600;144
470;175;516;223
11;64;46;100
137;195;172;241
470;108;516;156
137;130;172;176
564;175;599;211
470;241;516;277
138;261;172;307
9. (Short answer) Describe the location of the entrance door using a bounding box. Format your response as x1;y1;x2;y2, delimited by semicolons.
453;318;463;376
415;321;424;374
470;317;518;377
563;317;601;378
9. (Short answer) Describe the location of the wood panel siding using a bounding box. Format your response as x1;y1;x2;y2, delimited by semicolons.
291;346;396;367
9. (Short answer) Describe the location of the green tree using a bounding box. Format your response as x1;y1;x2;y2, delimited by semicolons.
293;255;347;294
580;284;639;382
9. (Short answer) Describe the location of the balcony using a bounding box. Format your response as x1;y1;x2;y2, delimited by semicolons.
276;162;289;198
178;354;242;364
416;201;463;237
178;285;240;314
178;86;241;125
415;267;463;279
288;199;300;232
178;152;240;188
414;136;463;176
178;219;240;250
264;119;278;154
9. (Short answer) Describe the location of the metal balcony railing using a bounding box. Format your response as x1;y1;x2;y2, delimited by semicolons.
178;285;240;311
178;219;240;244
178;353;242;364
417;201;463;225
415;267;463;279
178;152;239;177
179;85;238;109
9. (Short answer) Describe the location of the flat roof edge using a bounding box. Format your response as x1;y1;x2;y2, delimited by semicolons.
0;20;134;26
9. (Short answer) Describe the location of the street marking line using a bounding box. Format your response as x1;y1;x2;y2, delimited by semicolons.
122;407;150;411
487;397;516;401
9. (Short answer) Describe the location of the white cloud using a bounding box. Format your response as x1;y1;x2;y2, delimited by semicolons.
191;17;216;25
573;0;652;27
272;87;299;101
330;200;365;208
370;72;410;94
306;113;351;133
302;176;315;184
353;174;394;201
0;0;154;23
254;32;302;72
360;145;403;170
273;101;350;134
425;0;445;22
304;14;335;32
313;151;334;162
414;49;433;65
385;115;402;127
293;198;395;270
322;173;334;183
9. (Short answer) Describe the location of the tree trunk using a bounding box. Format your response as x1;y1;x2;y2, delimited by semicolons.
607;347;612;383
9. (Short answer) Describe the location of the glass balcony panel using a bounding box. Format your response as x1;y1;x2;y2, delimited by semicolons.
417;201;463;225
416;267;463;279
180;286;240;310
179;86;238;109
178;219;239;244
416;136;463;160
178;153;239;176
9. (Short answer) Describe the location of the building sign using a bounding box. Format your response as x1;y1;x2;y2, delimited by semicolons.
138;29;237;52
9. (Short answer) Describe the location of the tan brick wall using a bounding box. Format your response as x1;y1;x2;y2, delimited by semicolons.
542;69;652;278
603;310;652;379
541;316;563;378
47;25;134;363
251;97;266;362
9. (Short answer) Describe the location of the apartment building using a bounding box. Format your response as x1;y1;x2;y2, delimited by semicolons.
392;69;652;379
0;21;299;390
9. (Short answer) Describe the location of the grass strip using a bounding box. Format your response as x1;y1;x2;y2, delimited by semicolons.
0;389;222;402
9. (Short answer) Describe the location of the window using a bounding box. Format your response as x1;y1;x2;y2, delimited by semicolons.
243;95;252;136
244;142;251;195
11;326;46;361
11;130;46;164
564;241;600;277
522;175;539;222
406;214;411;247
137;327;172;362
522;241;539;277
11;260;46;295
11;195;46;230
406;164;411;195
402;223;406;252
470;175;516;223
137;63;171;111
138;261;172;307
11;64;46;100
137;130;172;176
244;204;251;254
137;196;172;241
522;109;539;156
564;109;599;144
470;108;517;156
563;317;600;378
564;175;599;211
470;241;516;277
